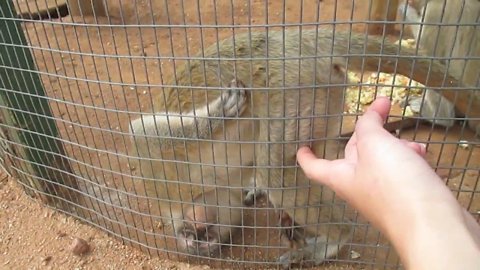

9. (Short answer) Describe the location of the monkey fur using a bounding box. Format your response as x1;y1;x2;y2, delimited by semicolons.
129;28;466;267
399;0;480;135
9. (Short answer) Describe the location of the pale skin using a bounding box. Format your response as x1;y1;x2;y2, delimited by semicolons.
297;97;480;270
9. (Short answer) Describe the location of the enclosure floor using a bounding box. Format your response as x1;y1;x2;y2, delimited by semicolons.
3;0;479;269
1;140;479;269
0;173;356;270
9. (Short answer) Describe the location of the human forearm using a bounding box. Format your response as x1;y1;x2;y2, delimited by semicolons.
387;201;480;270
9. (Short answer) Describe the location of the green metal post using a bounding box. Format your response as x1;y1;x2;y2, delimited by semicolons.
0;0;81;210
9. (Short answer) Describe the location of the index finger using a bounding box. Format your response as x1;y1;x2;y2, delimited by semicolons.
297;147;333;185
355;97;393;139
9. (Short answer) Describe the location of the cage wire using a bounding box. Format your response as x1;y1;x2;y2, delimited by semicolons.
0;0;479;268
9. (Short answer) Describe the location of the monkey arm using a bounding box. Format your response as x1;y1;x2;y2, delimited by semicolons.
129;84;247;150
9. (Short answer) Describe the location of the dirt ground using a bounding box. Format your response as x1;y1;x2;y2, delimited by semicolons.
0;171;205;270
1;0;480;269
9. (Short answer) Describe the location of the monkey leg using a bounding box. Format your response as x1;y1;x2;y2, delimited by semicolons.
279;211;307;249
278;233;351;269
254;155;352;267
278;209;352;268
174;188;244;256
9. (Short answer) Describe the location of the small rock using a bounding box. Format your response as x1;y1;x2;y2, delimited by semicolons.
155;220;165;229
57;231;67;237
69;237;90;256
41;255;52;265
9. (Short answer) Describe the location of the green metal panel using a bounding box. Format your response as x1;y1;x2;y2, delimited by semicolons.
0;0;80;210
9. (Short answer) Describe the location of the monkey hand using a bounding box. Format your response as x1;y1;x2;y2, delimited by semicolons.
214;78;247;117
243;186;266;206
401;91;456;128
279;211;306;250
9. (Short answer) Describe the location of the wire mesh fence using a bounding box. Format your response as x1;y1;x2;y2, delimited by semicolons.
0;0;479;269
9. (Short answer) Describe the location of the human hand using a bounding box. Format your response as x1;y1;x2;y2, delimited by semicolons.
297;97;480;269
297;97;441;232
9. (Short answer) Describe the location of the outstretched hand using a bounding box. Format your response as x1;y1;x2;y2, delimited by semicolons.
297;97;480;269
297;97;433;230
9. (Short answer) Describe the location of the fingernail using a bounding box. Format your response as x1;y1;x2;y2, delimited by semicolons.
419;143;427;155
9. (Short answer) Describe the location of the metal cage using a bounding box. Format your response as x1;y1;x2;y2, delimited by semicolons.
0;0;479;269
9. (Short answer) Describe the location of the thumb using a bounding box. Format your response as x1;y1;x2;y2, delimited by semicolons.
355;96;393;139
297;147;334;185
366;96;391;121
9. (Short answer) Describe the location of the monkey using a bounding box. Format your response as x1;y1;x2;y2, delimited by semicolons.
367;0;400;35
398;0;480;134
129;28;466;267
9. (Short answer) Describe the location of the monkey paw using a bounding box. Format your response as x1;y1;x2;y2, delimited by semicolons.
279;211;307;248
176;223;222;256
402;95;456;128
220;79;247;117
278;248;318;269
278;238;329;269
277;212;314;268
244;188;266;206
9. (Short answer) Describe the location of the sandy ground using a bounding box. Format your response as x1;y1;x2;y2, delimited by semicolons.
1;0;480;269
0;170;203;270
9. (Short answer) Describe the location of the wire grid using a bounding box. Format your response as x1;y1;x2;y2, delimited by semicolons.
0;0;479;269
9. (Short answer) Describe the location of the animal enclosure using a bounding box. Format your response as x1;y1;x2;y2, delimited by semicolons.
0;0;479;269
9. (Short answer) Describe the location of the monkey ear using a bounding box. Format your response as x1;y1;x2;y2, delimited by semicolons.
229;78;246;89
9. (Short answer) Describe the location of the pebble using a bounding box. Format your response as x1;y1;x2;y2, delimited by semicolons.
69;237;91;256
41;255;52;265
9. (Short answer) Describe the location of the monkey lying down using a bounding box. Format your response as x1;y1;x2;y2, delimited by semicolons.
129;28;464;267
396;0;480;134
